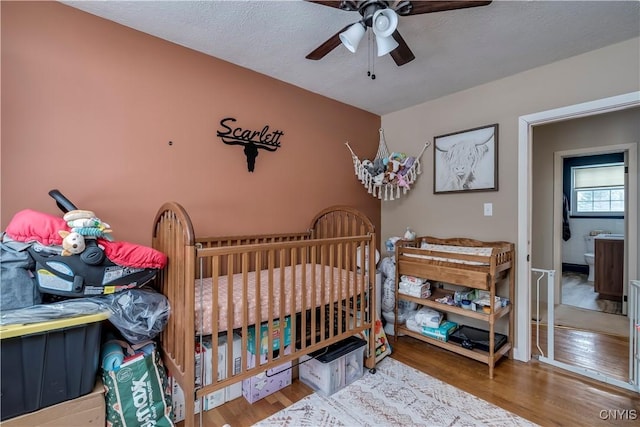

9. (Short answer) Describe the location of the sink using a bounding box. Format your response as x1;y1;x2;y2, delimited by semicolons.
595;233;624;240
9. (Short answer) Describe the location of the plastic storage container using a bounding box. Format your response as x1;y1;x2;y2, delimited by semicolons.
0;311;109;421
298;336;366;396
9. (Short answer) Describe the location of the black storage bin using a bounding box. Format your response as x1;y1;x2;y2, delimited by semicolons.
448;325;507;352
0;312;108;421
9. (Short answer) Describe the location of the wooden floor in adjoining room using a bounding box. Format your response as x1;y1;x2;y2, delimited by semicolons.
532;323;630;382
186;329;639;427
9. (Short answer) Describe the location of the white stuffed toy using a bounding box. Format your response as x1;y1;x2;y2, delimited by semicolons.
58;230;86;256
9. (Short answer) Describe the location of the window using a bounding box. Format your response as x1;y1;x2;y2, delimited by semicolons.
571;163;624;216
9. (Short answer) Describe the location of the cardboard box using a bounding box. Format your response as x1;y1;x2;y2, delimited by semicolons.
200;337;226;410
299;336;366;396
2;378;105;427
220;333;243;402
242;346;292;403
170;376;200;423
171;336;227;422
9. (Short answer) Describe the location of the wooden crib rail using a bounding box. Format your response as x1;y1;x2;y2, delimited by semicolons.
195;232;312;277
310;205;375;239
194;233;376;404
151;202;197;399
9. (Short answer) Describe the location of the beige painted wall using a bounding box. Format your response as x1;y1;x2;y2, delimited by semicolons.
1;2;381;246
380;37;639;250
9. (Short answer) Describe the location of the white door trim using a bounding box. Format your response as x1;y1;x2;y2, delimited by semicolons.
515;91;640;362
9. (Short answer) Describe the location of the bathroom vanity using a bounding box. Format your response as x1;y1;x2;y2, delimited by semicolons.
594;236;624;300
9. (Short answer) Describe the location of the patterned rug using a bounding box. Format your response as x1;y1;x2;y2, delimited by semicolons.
253;357;538;427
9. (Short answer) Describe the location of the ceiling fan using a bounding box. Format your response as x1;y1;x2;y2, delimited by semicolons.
306;1;492;66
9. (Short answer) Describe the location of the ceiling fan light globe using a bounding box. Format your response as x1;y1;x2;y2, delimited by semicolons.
376;34;399;57
372;8;398;38
339;22;366;53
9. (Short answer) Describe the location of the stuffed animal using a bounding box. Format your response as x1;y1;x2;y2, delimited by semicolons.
397;173;410;189
58;230;86;256
373;172;386;186
366;158;386;176
387;159;401;173
399;156;415;175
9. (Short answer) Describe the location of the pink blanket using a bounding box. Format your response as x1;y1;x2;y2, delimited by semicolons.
5;209;166;269
195;263;365;334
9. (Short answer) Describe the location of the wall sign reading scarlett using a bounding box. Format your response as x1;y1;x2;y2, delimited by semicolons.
216;117;284;172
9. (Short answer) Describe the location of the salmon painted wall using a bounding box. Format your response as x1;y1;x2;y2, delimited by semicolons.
1;2;381;245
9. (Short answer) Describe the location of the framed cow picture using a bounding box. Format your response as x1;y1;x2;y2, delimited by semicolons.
433;124;498;194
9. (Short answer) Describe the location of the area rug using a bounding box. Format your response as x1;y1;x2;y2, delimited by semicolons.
561;272;622;314
533;304;629;336
253;357;537;427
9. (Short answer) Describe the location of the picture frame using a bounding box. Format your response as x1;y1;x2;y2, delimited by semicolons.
433;124;499;194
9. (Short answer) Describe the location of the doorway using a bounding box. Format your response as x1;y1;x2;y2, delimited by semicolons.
516;91;639;392
553;146;630;319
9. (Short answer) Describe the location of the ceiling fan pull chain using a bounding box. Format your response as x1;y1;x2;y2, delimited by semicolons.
367;30;373;79
370;31;376;79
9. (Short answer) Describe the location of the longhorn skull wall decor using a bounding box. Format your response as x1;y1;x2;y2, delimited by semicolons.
217;117;284;172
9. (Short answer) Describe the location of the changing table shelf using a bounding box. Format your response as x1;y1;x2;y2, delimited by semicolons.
393;236;515;379
399;288;511;322
397;326;512;365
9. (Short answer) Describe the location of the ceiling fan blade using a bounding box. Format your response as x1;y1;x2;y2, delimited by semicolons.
306;24;352;60
397;1;492;16
305;1;360;12
389;30;415;66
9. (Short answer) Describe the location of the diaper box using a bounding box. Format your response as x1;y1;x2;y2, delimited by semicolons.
242;345;292;404
421;320;459;342
246;316;291;355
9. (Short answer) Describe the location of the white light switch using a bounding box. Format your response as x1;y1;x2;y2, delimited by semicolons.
484;203;493;216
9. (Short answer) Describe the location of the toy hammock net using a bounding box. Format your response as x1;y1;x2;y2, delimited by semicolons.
346;129;430;201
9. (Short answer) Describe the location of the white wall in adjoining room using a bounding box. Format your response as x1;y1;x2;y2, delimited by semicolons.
562;218;625;265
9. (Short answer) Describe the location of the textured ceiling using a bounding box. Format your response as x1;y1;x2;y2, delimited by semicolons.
61;0;640;116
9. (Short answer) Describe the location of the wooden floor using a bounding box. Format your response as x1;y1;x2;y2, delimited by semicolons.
532;324;630;382
186;331;639;427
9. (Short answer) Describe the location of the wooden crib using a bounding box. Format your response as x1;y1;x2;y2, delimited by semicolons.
151;203;377;426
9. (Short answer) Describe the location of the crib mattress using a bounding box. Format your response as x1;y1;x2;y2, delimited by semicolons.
195;263;365;334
